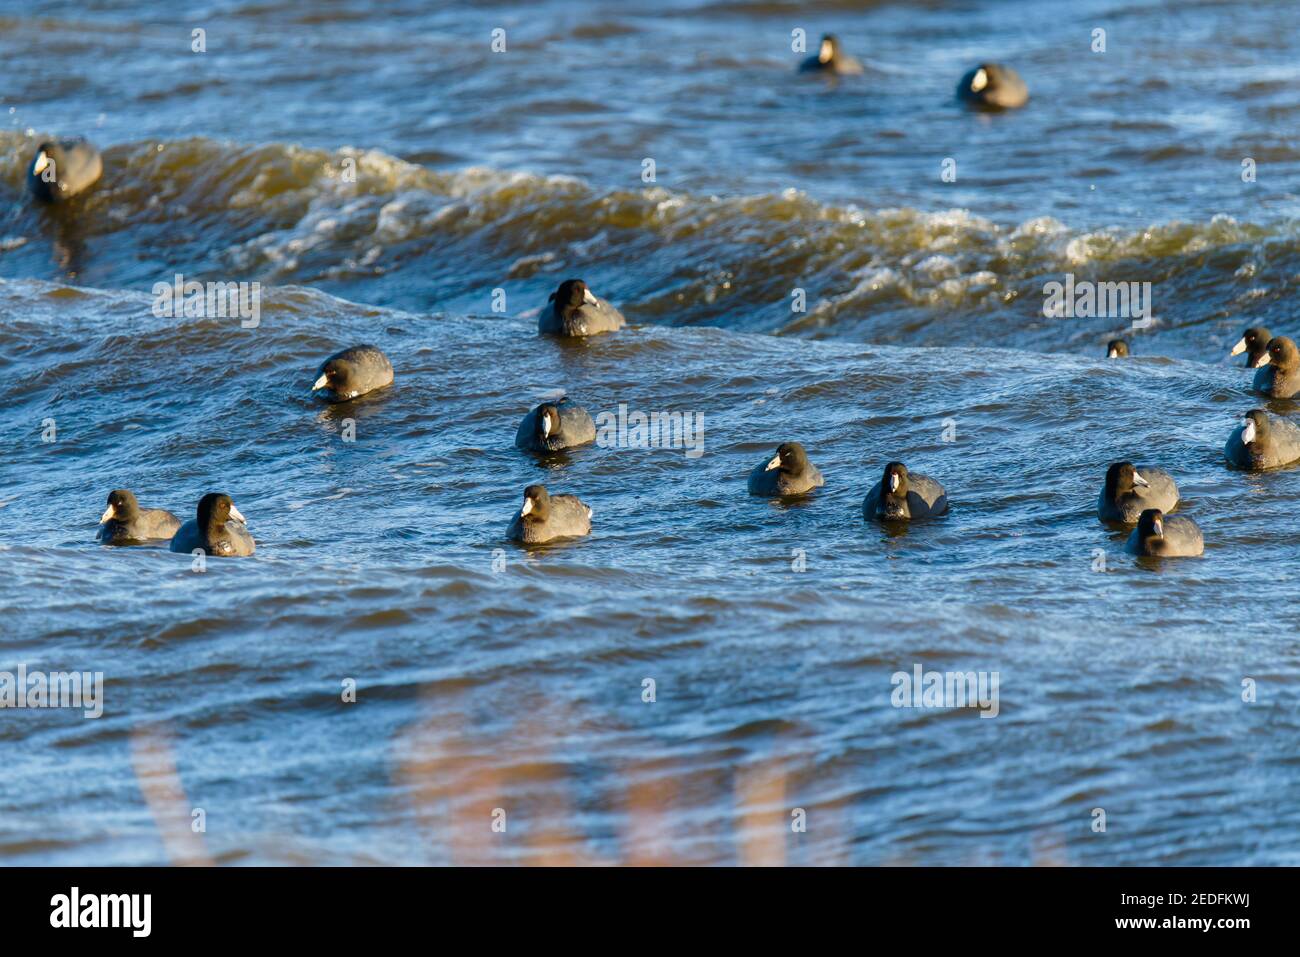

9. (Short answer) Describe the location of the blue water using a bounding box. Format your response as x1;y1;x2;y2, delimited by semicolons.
2;0;1299;865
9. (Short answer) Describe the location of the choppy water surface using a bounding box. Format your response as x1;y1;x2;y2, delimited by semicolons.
2;0;1300;865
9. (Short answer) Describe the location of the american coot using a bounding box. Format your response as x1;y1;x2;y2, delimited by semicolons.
1229;326;1272;368
507;485;592;544
169;493;256;557
864;462;948;521
1127;508;1203;557
1224;409;1300;471
515;398;596;453
1097;462;1179;523
957;63;1029;109
538;280;626;337
798;35;864;76
1253;336;1300;399
748;442;824;496
312;345;394;402
28;138;102;203
97;490;182;545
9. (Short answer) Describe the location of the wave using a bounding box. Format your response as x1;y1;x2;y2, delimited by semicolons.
3;131;1297;354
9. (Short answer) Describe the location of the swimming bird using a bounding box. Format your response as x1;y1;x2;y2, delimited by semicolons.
748;442;824;496
798;35;864;76
1126;508;1203;557
1224;409;1300;471
863;462;948;521
1253;336;1300;399
169;493;256;557
506;485;592;544
1106;339;1130;359
97;489;182;545
27;138;103;203
1229;326;1271;368
312;345;394;402
515;398;596;452
1097;462;1178;523
538;279;626;337
957;63;1029;109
